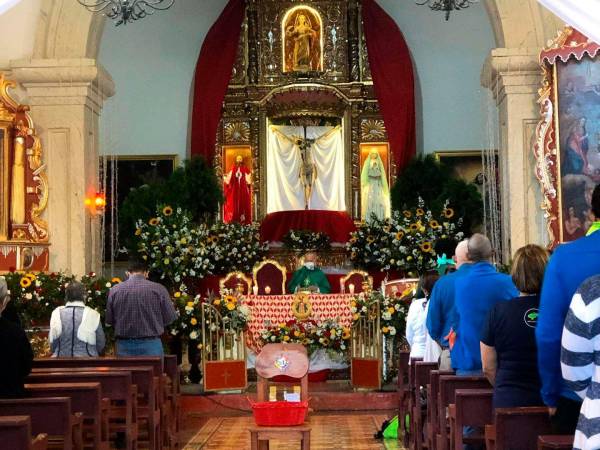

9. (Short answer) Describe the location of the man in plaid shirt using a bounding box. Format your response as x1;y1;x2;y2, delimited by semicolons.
106;257;178;356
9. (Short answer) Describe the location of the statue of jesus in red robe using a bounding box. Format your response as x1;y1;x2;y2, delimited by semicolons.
224;155;252;224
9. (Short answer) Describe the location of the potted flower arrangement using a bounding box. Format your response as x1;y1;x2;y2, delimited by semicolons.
210;289;252;332
208;222;268;274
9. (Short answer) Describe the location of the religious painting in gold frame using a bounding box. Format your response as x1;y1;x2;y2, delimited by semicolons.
535;27;600;247
359;142;390;221
222;145;253;223
435;151;486;185
281;5;323;73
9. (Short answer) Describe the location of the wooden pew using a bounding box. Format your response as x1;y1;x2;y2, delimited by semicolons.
25;382;109;450
437;376;490;450
163;354;180;450
0;416;48;450
397;350;411;447
485;407;552;450
537;435;573;449
411;361;438;450
32;366;159;450
0;397;83;450
407;357;423;449
26;371;137;450
34;356;174;450
448;389;493;450
426;370;454;450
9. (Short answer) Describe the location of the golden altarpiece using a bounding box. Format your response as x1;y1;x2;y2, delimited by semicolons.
215;0;392;223
0;75;50;272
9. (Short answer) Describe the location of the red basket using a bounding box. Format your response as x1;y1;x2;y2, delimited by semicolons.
249;400;308;426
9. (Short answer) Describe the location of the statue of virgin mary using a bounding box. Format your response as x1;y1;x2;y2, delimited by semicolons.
361;149;390;223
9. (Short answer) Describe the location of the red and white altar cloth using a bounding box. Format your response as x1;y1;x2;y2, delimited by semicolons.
245;293;354;352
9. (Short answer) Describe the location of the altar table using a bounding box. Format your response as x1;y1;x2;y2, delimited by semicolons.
246;293;354;352
260;210;356;243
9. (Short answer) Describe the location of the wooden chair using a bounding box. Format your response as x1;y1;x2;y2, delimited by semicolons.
253;259;287;295
382;278;420;297
437;376;490;450
0;416;48;450
249;424;311;450
340;270;373;294
219;271;252;295
485;407;553;450
32;366;159;450
25;382;109;450
26;371;137;450
537;435;573;449
426;370;454;450
0;397;83;450
448;389;493;450
411;362;438;450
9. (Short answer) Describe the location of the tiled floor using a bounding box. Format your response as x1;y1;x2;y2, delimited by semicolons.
181;413;405;450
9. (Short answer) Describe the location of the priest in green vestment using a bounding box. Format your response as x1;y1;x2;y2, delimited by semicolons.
287;252;331;294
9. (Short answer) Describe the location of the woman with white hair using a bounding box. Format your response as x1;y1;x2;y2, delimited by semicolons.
0;277;33;398
49;281;106;357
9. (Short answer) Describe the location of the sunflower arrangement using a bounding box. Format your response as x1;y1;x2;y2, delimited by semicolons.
260;319;317;347
347;198;463;275
208;222;268;274
282;229;331;252
209;288;252;332
169;289;203;340
135;205;216;287
309;320;350;354
350;291;379;322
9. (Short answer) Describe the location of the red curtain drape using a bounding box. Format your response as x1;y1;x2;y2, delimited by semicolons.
190;0;245;161
362;0;416;174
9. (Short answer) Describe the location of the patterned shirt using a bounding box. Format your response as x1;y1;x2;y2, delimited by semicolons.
106;274;178;339
561;275;600;450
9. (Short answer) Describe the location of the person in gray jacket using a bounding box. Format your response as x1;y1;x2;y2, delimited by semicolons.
49;281;106;357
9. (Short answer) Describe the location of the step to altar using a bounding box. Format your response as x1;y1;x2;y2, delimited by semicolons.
180;380;399;416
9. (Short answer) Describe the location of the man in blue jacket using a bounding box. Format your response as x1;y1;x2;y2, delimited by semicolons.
537;185;600;434
426;239;472;369
452;234;519;375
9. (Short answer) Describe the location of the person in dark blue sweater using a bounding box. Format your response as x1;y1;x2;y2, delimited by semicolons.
426;239;472;369
537;185;600;434
452;234;519;375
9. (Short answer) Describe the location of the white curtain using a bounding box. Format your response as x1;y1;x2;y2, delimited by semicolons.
266;125;346;213
538;0;600;45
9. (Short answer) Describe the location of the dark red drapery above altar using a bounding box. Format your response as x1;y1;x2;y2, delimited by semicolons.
260;210;356;243
190;0;244;160
362;0;416;173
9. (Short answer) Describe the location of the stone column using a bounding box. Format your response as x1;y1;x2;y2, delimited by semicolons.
10;58;115;275
481;48;548;259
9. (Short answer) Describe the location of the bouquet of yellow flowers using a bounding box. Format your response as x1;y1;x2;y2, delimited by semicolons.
169;290;203;340
210;289;252;332
260;319;317;347
348;198;463;275
309;320;351;353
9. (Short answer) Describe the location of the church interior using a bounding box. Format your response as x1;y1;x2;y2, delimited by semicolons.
0;0;598;448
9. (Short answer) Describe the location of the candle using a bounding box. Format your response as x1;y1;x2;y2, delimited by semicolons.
354;191;358;218
265;285;271;295
252;285;258;295
349;283;355;294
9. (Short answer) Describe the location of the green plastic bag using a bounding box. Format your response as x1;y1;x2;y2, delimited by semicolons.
382;415;399;439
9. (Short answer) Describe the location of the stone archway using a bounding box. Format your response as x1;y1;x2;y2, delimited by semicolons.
13;0;564;272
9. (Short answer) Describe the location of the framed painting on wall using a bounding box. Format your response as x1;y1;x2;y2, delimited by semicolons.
535;27;600;246
434;150;488;188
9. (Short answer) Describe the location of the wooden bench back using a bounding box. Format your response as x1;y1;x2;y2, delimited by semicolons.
0;415;41;450
454;389;494;426
397;350;410;390
494;407;552;450
164;355;180;393
33;356;163;377
0;397;73;449
25;382;102;418
414;362;438;391
27;371;132;403
438;375;490;409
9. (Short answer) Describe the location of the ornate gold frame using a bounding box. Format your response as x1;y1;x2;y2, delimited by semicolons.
219;271;252;293
533;26;600;247
252;258;287;294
